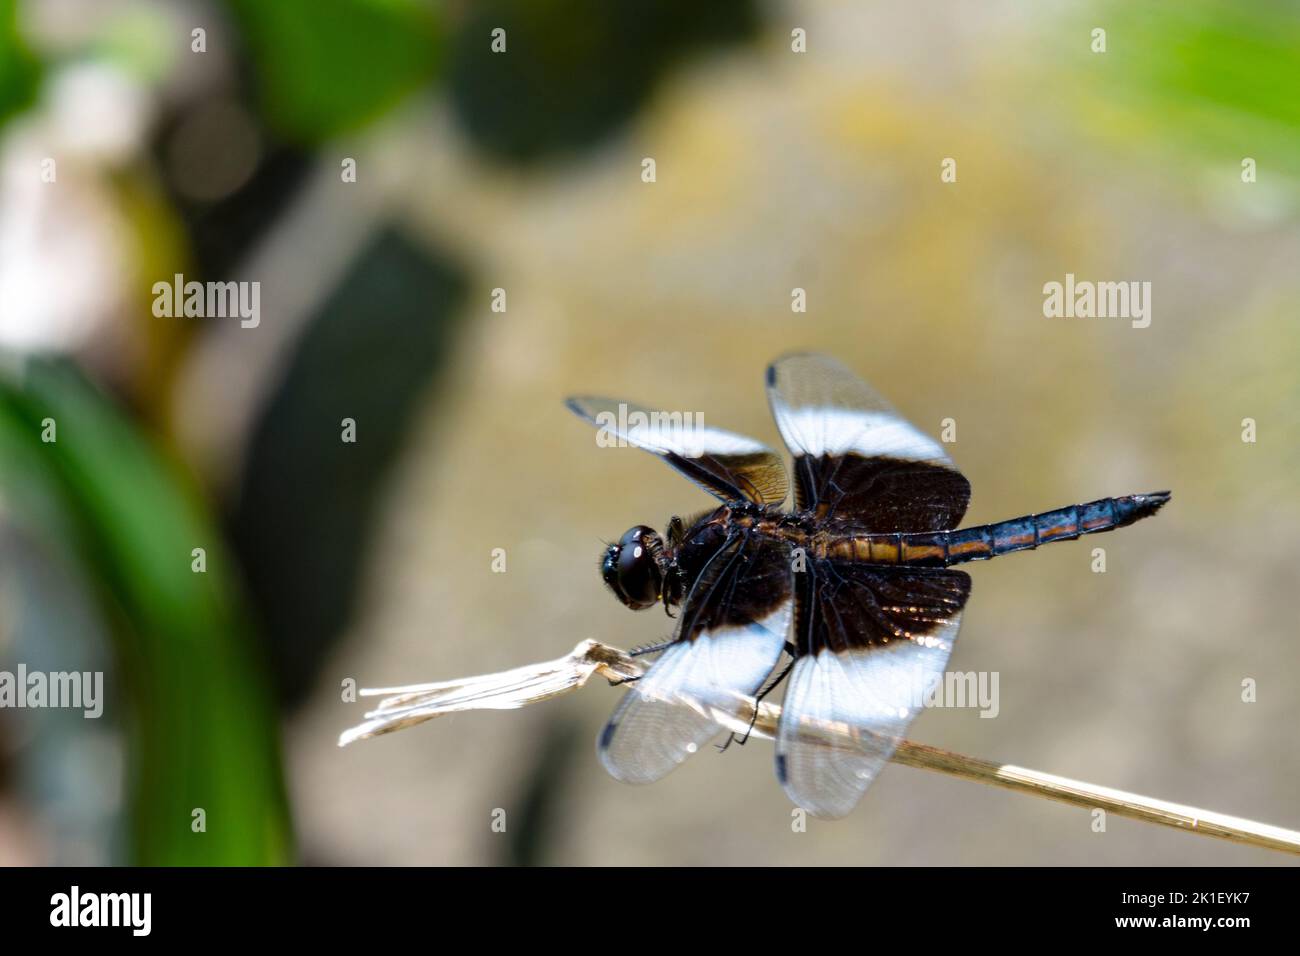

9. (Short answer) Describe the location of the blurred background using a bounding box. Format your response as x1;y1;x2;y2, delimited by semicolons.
0;0;1297;865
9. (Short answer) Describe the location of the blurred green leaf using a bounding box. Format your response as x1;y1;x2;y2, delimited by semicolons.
224;0;441;142
95;5;180;85
1096;1;1300;183
0;362;291;865
448;0;760;164
230;229;468;708
0;0;41;128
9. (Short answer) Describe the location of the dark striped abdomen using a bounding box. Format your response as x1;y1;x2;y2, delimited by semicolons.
824;492;1170;567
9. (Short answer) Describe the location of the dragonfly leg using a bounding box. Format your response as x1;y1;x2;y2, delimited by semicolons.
609;639;675;685
629;640;674;657
718;652;797;751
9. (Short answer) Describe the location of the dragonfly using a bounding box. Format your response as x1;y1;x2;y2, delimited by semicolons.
566;353;1169;818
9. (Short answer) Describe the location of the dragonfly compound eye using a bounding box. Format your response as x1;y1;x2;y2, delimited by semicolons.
602;525;663;610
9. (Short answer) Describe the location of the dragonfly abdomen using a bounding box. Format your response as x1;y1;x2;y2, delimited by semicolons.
822;492;1170;567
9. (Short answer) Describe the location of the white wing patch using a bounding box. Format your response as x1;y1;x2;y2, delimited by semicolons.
566;395;789;504
771;405;949;463
766;353;954;466
568;396;768;460
599;601;794;785
775;615;960;818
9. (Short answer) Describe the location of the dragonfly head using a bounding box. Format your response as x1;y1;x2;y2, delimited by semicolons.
601;525;667;610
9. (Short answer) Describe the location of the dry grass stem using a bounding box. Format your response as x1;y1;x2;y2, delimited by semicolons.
340;639;1300;856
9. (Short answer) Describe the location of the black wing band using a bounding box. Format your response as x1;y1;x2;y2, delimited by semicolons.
767;353;970;529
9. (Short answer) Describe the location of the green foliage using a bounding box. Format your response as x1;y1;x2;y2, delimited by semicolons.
224;0;442;142
0;363;291;865
0;0;41;128
448;0;760;163
1098;1;1300;182
230;230;468;707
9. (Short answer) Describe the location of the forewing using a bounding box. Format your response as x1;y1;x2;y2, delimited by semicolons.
765;353;970;529
567;395;789;505
598;534;794;784
776;563;971;818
